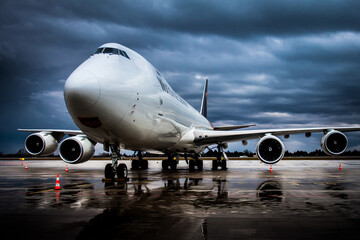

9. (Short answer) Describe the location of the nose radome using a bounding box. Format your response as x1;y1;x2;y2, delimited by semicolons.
64;70;101;111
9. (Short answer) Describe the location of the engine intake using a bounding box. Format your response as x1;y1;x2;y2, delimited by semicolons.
256;135;285;164
25;132;58;156
59;136;95;164
321;130;348;155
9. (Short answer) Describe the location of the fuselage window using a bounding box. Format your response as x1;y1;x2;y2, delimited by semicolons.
103;48;119;55
94;48;104;54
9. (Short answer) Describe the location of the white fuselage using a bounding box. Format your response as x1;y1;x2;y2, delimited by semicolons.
64;43;212;153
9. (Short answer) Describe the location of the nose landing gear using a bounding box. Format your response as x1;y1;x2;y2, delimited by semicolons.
104;144;128;179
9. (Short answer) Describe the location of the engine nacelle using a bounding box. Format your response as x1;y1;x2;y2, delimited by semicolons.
59;136;95;164
25;132;58;156
321;130;348;155
256;135;285;164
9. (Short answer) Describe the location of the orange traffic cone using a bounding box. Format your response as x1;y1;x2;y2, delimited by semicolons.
65;165;68;172
270;165;273;173
25;163;28;170
339;163;342;170
55;174;61;190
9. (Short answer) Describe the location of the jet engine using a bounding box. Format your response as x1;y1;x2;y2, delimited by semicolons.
321;130;348;155
59;136;95;164
25;132;58;156
256;135;285;164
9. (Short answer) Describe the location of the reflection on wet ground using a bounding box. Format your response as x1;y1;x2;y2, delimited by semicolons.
1;160;360;239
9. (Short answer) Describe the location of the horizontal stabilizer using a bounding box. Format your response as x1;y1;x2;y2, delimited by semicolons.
213;124;256;131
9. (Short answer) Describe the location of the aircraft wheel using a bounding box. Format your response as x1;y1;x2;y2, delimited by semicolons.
117;163;128;179
162;160;169;170
196;160;203;171
105;163;115;179
212;160;218;170
189;160;195;171
221;160;227;170
131;160;140;170
140;160;148;170
170;161;177;171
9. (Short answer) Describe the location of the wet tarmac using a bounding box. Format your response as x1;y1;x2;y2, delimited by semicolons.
1;159;360;240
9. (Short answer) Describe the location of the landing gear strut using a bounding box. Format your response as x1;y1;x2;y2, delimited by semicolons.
104;145;128;179
212;144;227;170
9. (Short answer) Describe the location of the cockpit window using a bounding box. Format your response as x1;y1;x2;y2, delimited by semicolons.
102;48;119;54
94;48;104;54
94;47;130;59
120;50;130;59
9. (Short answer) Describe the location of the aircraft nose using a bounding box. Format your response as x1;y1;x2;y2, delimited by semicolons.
64;70;101;111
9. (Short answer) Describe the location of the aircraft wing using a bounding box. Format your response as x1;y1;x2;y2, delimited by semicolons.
193;126;360;145
17;129;83;136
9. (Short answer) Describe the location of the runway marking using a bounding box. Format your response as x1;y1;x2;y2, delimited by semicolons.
66;183;94;188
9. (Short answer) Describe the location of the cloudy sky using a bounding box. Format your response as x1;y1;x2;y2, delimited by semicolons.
1;0;360;154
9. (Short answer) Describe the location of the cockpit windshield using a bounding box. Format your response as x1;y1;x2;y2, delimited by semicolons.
94;48;104;54
94;47;130;59
102;48;119;54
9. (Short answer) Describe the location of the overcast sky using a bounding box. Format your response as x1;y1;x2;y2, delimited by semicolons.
1;0;360;154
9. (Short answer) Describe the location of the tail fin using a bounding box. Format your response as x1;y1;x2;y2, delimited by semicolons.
200;78;208;118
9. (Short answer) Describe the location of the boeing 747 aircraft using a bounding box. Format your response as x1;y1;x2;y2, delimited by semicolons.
19;43;360;179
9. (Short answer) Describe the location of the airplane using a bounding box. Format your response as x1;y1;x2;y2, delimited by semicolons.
18;42;360;179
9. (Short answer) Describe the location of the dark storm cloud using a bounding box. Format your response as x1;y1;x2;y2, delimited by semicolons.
0;0;359;153
6;0;359;38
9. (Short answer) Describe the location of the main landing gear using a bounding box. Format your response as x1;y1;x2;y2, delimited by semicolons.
212;144;228;170
131;151;148;170
188;154;203;171
161;154;204;171
162;155;178;170
104;145;128;179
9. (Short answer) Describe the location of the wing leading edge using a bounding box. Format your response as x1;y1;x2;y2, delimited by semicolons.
193;126;360;145
17;129;83;136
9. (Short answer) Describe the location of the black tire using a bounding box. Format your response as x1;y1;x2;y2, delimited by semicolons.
117;163;128;178
131;160;140;170
196;160;203;171
105;163;115;179
140;160;148;170
170;161;177;171
212;160;218;170
189;160;195;171
221;160;227;170
162;160;169;170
